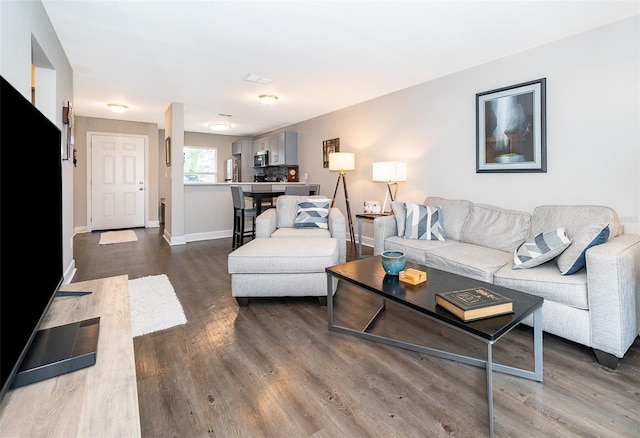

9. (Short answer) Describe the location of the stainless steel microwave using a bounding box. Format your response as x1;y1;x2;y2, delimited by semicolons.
254;150;268;167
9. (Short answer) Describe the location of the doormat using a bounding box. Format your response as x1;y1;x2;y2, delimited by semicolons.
128;274;187;337
99;229;138;245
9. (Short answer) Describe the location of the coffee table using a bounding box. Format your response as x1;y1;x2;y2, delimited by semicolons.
325;256;543;438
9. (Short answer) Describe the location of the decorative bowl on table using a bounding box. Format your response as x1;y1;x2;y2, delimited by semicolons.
381;250;406;276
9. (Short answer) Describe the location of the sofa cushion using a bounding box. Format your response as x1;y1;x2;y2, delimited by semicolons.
423;197;473;242
513;228;572;269
461;204;531;253
557;223;610;275
271;228;332;239
294;198;330;229
530;205;622;238
494;262;588;309
403;203;446;240
383;236;458;265
424;243;512;283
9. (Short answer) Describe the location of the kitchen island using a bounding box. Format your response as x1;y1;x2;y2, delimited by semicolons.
183;182;315;243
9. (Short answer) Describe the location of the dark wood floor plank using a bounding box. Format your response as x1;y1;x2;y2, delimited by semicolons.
71;228;640;437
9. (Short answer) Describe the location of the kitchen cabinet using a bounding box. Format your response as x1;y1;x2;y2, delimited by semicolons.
269;132;298;165
232;139;250;155
232;139;253;182
253;137;268;154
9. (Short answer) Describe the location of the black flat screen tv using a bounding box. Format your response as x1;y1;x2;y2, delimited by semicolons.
0;75;68;405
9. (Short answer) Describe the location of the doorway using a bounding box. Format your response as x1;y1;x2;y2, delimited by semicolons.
89;133;147;231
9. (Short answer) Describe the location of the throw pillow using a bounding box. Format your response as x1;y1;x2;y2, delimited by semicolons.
557;223;610;275
403;203;446;241
294;198;331;229
391;201;407;237
512;228;572;269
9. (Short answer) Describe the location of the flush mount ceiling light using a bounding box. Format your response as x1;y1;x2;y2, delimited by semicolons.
208;122;231;131
258;94;278;105
107;103;128;113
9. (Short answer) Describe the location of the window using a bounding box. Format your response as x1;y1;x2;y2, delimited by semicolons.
183;147;217;183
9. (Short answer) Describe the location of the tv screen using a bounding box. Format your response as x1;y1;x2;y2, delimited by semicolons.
0;75;64;404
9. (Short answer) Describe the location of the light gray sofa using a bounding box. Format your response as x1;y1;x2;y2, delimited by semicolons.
374;196;640;368
256;195;347;264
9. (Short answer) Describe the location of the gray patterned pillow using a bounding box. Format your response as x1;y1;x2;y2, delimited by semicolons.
513;228;572;269
403;203;446;240
557;223;610;275
294;198;331;229
391;201;407;237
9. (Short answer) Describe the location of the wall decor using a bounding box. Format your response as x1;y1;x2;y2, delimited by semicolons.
62;101;73;160
476;78;546;173
322;138;340;168
364;200;382;214
165;137;171;166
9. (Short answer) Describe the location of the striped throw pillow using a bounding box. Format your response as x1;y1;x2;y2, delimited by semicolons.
403;203;446;240
294;198;331;229
513;228;572;269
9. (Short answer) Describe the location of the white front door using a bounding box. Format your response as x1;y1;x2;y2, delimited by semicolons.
90;133;145;230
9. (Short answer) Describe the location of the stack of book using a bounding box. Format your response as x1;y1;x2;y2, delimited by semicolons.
435;287;513;322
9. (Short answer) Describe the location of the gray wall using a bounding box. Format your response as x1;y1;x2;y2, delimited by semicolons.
1;1;76;281
284;15;640;236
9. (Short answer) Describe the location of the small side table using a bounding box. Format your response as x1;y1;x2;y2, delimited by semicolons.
355;213;392;259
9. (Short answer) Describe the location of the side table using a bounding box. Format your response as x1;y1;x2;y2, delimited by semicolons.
355;212;392;259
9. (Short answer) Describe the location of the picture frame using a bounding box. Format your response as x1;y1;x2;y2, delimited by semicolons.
476;78;546;173
165;137;171;166
322;138;340;168
363;200;382;214
62;101;73;160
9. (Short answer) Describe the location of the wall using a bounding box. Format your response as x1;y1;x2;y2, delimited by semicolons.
1;1;76;281
73;116;159;231
284;15;639;241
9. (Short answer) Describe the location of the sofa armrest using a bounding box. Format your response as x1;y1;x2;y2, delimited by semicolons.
586;233;640;358
373;215;397;255
328;207;347;263
255;208;277;238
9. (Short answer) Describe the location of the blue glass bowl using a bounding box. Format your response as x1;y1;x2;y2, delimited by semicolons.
381;250;406;276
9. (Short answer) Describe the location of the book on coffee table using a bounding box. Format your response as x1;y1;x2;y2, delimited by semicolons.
435;287;513;322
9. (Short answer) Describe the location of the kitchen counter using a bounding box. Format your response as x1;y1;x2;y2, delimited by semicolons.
182;182;318;243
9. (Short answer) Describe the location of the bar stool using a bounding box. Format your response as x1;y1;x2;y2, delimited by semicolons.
231;186;257;249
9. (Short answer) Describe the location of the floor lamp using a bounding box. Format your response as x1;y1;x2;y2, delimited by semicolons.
329;152;356;245
372;161;407;213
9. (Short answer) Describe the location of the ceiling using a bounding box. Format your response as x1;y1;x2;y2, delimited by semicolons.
41;1;639;137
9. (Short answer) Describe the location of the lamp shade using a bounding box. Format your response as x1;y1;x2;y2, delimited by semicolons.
329;152;355;171
372;161;407;182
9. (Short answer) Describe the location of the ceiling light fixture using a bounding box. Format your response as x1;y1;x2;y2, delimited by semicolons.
259;94;278;105
208;122;231;131
107;103;128;113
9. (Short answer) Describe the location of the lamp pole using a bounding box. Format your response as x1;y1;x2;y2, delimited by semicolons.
331;170;355;245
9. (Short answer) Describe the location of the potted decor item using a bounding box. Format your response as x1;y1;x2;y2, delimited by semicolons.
381;250;406;276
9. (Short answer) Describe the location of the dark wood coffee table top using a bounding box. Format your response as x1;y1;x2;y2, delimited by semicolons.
326;256;543;341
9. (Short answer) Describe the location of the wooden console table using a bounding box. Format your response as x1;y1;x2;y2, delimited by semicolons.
0;275;141;437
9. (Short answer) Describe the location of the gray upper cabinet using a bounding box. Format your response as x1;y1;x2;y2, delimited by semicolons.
232;139;254;182
253;137;268;154
269;132;298;165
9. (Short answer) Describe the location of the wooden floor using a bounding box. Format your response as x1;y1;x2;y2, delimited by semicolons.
72;228;640;438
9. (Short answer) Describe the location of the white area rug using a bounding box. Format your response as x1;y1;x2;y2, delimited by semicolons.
99;229;138;245
128;274;187;337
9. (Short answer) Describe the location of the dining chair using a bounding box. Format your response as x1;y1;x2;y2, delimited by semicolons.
251;184;276;210
231;186;257;249
284;185;311;196
309;184;320;195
